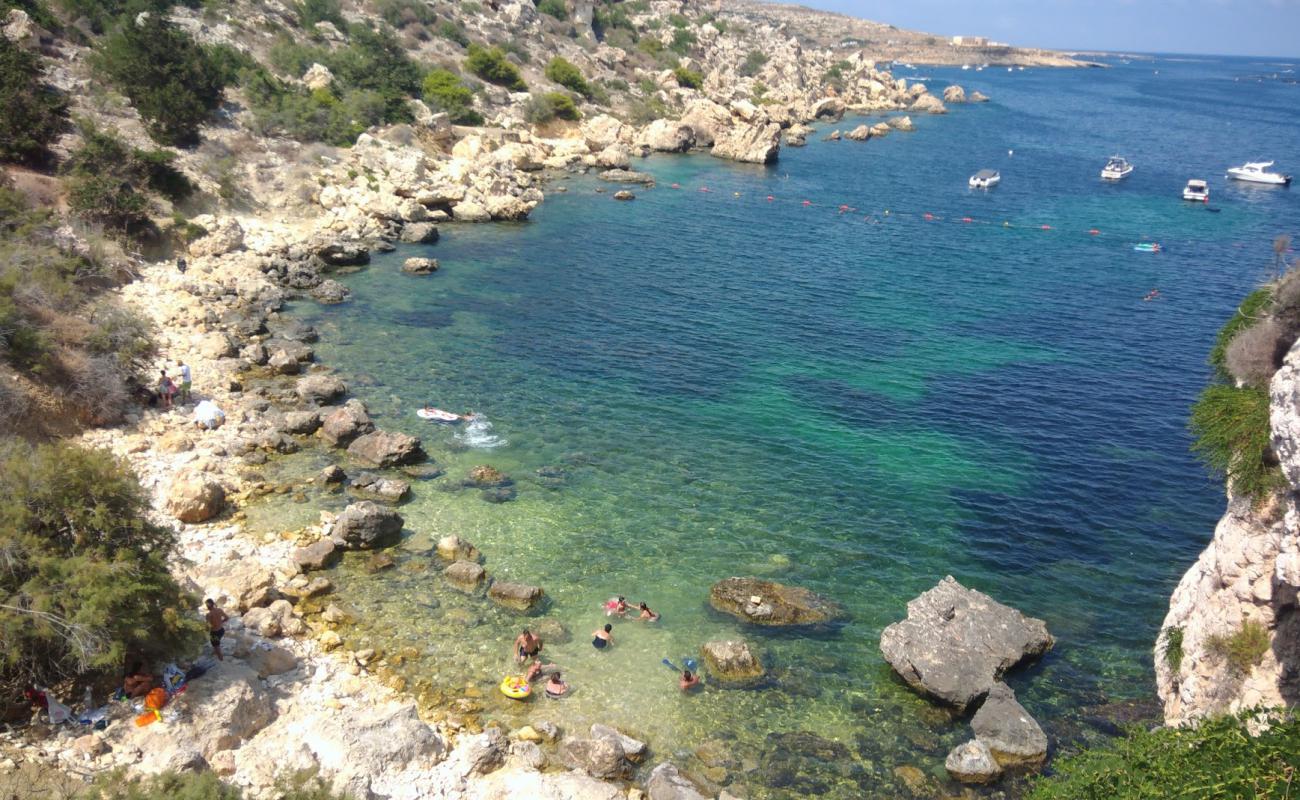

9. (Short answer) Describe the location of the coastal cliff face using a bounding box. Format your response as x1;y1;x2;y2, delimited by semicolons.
1155;342;1300;724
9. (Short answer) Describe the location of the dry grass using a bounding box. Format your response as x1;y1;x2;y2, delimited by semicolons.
1225;317;1287;388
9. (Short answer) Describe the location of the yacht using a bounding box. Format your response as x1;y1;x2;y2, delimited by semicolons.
1182;179;1209;202
1101;156;1134;181
969;169;1000;189
1226;160;1292;186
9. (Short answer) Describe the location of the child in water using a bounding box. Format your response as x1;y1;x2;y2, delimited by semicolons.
592;624;613;650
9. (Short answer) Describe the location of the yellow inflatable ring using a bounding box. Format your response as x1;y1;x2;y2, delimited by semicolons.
499;675;531;699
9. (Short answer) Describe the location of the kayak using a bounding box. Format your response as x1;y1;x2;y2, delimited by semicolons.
417;408;462;422
1134;243;1162;253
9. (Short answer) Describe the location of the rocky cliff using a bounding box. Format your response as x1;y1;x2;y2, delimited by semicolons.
1155;342;1300;724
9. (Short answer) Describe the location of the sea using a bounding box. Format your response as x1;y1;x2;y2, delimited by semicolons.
251;54;1300;797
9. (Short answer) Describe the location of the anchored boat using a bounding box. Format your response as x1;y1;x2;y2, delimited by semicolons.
1101;156;1133;181
969;169;1000;189
1226;160;1292;186
1182;179;1209;202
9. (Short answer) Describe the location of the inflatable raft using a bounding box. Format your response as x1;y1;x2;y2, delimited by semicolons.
499;675;531;700
417;407;462;422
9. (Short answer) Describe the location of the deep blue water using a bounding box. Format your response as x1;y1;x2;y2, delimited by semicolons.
283;54;1300;797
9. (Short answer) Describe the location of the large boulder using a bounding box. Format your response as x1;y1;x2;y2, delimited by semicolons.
708;577;841;626
444;560;486;590
242;599;306;638
593;144;631;170
319;399;373;446
945;739;1002;784
943;84;967;103
911;93;947;115
678;98;730;146
296;374;347;405
888;115;915;131
294;539;340;572
560;729;635;780
582;114;627;150
203;561;279;611
189;218;245;258
332;501;404;549
436;534;481;562
316;241;370;267
638;119;695;153
710;122;781;164
488;581;545;613
403;257;439;274
165;471;226;523
971;682;1048;767
244;644;299;678
646;762;708;800
845;124;871;141
700;640;765;686
878;576;1053;711
347;430;425;467
349;472;411;502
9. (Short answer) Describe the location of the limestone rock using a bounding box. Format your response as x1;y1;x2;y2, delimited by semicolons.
453;200;492;222
700;640;764;686
296;374;347;405
878;575;1053;711
613;190;635;201
488;581;545;612
294;539;340;572
332;501;404;549
204;560;278;612
971;682;1048;767
281;410;322;435
646;762;708;800
599;169;655;185
708;577;841;626
560;734;631;780
400;222;440;244
971;90;990;102
403;257;439;274
302;62;333;90
846;124;871;141
242;599;305;638
347;430;425;468
437;534;481;562
165;471;225;523
943;84;967;103
594;144;631;169
888;115;915;131
638;119;695;153
811;97;846;121
945;739;1002;784
189;218;244;258
244;644;299;678
316;241;370;267
582;114;627;150
911;93;947;114
469;766;623;799
311;279;350;304
320;399;373;446
467;465;511;487
349;472;411;502
710;122;781;164
198;332;237;359
445;559;486;589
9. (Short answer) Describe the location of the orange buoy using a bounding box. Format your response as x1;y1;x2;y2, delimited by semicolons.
923;213;934;221
670;183;680;189
802;200;812;206
962;217;973;224
1089;228;1100;235
1040;224;1052;230
766;195;775;201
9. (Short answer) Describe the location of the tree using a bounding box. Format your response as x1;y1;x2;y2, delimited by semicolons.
544;56;591;97
0;37;68;166
63;122;193;234
0;442;202;693
97;16;228;146
465;43;527;91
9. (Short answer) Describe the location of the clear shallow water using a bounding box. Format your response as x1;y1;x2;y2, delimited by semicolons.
275;56;1300;797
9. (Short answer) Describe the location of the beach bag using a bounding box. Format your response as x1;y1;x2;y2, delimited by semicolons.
162;663;187;695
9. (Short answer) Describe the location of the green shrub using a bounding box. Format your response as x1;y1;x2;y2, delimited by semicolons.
667;11;688;27
373;0;435;28
244;70;390;146
54;0;183;33
97;16;228;146
298;0;345;30
0;441;201;692
536;0;565;20
325;25;422;117
1;0;58;32
422;68;482;124
62;122;191;234
436;19;468;46
637;37;663;56
1209;287;1274;380
668;27;695;54
267;38;332;77
1161;626;1184;674
460;0;480;11
524;91;578;123
738;49;767;77
80;769;352;799
465;43;526;90
206;43;258;85
544;55;591;97
626;95;668;124
672;65;701;89
1206;619;1271;674
1026;709;1300;800
1189;384;1283;501
0;37;68;166
592;2;633;39
823;59;852;91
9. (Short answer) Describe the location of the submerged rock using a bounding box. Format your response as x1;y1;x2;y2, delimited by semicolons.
296;374;347;405
294;539;340;572
348;430;425;468
466;465;511;487
488;581;545;613
444;559;485;590
332;501;404;550
878;575;1053;711
402;257;439;274
599;168;655;185
646;761;708;800
708;577;842;626
945;739;1002;784
700;640;765;686
349;472;411;502
436;534;481;562
971;682;1048;767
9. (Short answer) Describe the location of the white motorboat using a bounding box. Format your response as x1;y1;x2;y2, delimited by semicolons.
1183;179;1209;202
969;169;1000;189
1226;160;1292;186
1101;156;1133;181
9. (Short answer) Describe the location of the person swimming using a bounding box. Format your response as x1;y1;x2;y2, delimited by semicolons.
526;659;556;683
545;671;569;698
515;629;543;663
637;602;659;622
592;624;613;650
604;596;628;617
679;669;701;691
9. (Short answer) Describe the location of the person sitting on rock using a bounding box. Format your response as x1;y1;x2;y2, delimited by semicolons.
544;671;569;699
515;629;542;664
122;662;154;699
679;670;701;692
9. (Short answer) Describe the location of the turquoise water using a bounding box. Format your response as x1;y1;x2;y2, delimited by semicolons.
276;56;1300;796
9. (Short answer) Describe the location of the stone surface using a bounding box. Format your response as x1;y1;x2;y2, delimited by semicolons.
645;762;708;800
560;734;631;780
165;471;226;523
613;190;635;201
488;581;545;612
400;222;440;244
911;93;947;114
943;84;967;103
320;399;373;446
711;122;781;164
888;115;915;131
709;576;842;626
700;639;765;685
638;119;695;153
242;599;306;638
945;739;1002;784
332;501;404;549
444;559;486;589
294;539;340;572
845;124;872;141
436;534;481;562
349;472;411;502
879;575;1054;711
970;682;1048;767
244;644;299;678
403;257;439;274
348;430;425;468
296;374;347;405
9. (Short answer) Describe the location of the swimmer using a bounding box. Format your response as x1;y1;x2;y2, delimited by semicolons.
637;602;660;622
515;629;543;664
679;670;701;691
592;624;613;650
545;671;569;698
604;596;628;617
526;660;556;683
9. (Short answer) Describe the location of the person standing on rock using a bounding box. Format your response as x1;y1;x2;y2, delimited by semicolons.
515;629;542;664
158;370;177;410
205;599;229;662
177;361;192;404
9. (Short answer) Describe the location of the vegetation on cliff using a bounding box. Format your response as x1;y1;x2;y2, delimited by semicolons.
1026;709;1300;799
0;441;201;695
0;36;68;166
80;769;350;799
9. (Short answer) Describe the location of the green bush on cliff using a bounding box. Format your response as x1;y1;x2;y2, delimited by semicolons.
97;15;229;146
465;43;526;91
64;122;193;234
738;49;768;77
0;37;69;166
668;27;695;54
80;769;352;799
436;20;469;47
1208;286;1273;381
524;91;579;123
672;65;702;89
422;68;483;125
544;56;592;97
1160;626;1184;673
297;0;346;30
1189;384;1283;501
1026;709;1300;800
536;0;565;20
0;441;201;694
1206;619;1271;674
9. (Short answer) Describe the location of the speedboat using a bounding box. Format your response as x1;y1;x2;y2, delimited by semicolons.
1226;160;1292;186
1101;156;1133;181
969;169;1000;189
1183;179;1209;202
